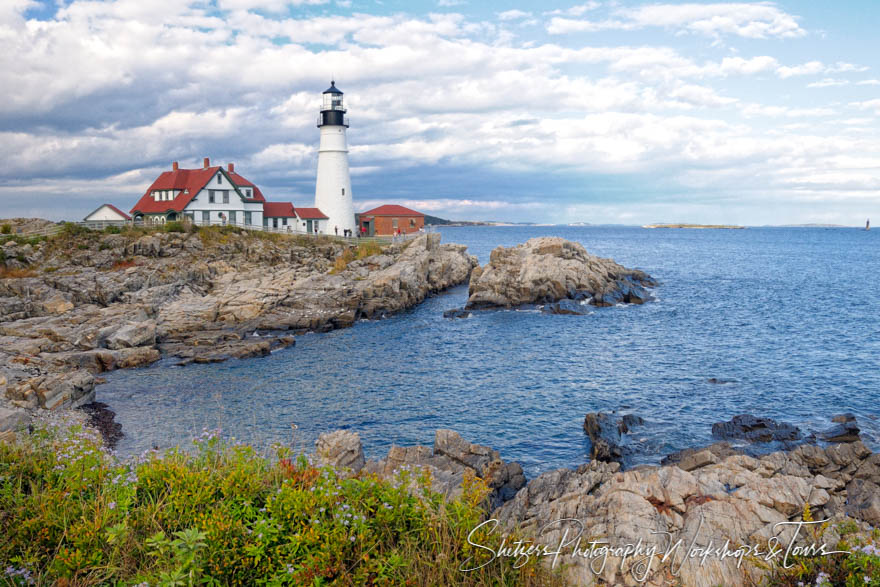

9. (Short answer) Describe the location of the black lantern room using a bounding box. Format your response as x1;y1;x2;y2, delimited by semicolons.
317;81;349;128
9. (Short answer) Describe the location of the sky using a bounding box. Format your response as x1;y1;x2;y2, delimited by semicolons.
1;0;878;225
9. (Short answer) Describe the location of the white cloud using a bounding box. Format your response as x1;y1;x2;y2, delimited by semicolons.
776;61;825;78
547;2;805;39
0;0;878;224
807;78;850;88
544;2;601;17
498;9;531;21
856;79;880;86
217;0;329;11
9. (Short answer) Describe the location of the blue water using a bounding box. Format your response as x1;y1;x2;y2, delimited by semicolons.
98;226;880;477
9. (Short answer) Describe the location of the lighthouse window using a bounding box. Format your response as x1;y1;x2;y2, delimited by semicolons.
341;188;345;196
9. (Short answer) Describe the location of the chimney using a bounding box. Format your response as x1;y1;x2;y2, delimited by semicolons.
228;162;234;173
172;161;179;171
203;157;210;169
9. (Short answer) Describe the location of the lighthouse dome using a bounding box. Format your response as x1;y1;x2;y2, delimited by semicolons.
323;81;343;95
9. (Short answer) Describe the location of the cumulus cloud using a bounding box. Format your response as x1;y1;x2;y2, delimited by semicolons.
0;0;877;224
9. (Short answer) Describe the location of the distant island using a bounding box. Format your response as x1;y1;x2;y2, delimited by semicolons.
424;215;532;227
642;223;746;229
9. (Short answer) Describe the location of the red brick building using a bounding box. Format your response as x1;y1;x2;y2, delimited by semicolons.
358;205;424;236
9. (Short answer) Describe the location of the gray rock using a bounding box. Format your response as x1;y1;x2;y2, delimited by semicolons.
465;237;654;310
583;411;643;465
442;308;471;319
820;414;860;443
845;478;880;526
711;414;802;443
104;320;157;349
0;406;28;441
315;430;365;473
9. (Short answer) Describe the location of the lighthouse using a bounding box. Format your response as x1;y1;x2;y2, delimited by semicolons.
314;81;355;235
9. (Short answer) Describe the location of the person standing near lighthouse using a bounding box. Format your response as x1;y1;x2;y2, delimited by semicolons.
314;81;356;236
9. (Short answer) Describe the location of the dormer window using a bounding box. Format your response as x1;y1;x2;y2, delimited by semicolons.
217;175;222;184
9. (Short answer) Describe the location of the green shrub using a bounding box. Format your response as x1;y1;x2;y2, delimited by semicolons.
59;222;90;237
103;225;122;234
763;504;880;586
0;420;558;586
0;223;11;234
164;221;185;233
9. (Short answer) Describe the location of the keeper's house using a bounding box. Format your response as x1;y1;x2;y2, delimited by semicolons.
358;205;424;236
130;158;324;232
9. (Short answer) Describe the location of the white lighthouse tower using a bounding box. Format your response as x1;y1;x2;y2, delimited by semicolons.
314;81;355;235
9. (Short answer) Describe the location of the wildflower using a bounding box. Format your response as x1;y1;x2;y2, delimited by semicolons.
350;536;356;542
108;501;116;510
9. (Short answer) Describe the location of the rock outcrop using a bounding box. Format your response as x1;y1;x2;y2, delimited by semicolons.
583;411;645;465
711;413;802;443
464;237;654;310
0;228;476;418
356;429;526;509
494;440;879;586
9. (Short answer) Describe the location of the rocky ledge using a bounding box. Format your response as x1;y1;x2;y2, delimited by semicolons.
464;237;655;311
0;226;476;428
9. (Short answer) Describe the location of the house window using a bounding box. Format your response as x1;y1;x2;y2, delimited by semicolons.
222;191;229;204
282;218;287;226
229;211;237;224
392;218;398;228
263;217;268;227
246;189;251;197
244;212;252;226
202;211;210;224
217;175;222;184
209;191;215;204
410;218;416;227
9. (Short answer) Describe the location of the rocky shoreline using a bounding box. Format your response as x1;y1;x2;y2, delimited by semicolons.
316;426;879;587
0;225;476;435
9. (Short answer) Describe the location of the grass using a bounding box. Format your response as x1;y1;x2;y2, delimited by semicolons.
0;267;38;279
0;419;562;586
331;242;386;274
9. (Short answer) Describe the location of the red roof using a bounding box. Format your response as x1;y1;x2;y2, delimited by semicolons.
263;202;296;217
360;205;423;217
131;165;265;215
86;203;131;220
296;207;328;219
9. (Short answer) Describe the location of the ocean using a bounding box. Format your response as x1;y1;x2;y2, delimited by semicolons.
97;225;880;477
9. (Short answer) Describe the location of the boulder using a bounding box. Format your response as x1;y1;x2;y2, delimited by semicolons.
583;411;644;465
845;478;880;526
0;406;28;442
465;237;654;310
315;430;365;473
820;414;860;443
662;441;740;470
711;414;802;443
104;320;157;349
442;308;472;319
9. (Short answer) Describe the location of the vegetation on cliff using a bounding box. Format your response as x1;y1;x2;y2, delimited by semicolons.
0;417;558;586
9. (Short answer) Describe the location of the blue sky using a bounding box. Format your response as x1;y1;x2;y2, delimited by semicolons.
1;0;878;225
